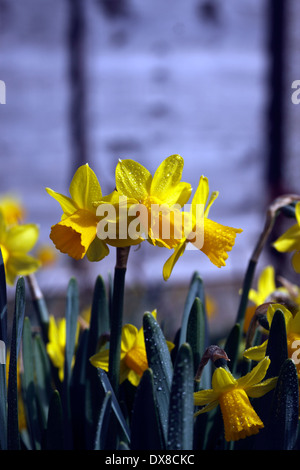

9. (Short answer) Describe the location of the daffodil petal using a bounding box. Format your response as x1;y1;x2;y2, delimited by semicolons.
86;236;110;262
246;376;277;398
6;254;40;281
46;187;78;219
89;349;110;371
212;367;237;392
69;164;102;212
257;266;276;300
150;154;185;202
163;181;192;207
191;176;209;207
237;357;270;390
194;389;218;407
5;224;39;253
116;159;152;201
273;224;300;252
163;240;186;281
243;341;268;361
121;324;138;352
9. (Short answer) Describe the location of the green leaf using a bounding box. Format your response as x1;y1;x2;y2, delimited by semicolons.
265;309;288;379
46;390;64;450
33;334;53;429
143;312;173;446
94;391;112;450
167;343;194;450
64;277;79;385
256;359;299;450
7;277;26;450
131;368;164;450
180;273;205;346
22;316;41;450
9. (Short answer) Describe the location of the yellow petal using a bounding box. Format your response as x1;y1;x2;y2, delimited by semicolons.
162;240;186;281
69;164;102;212
116;159;152;201
212;367;237;392
257;266;276;301
50;209;98;260
273;224;300;252
150;154;186;203
86;237;110;262
162;181;192;207
243;341;268;361
194;389;218;407
237;357;270;390
5;224;39;253
5;254;40;285
246;377;277;398
200;218;242;268
46;188;78;218
121;324;138;353
191;176;209;207
89;349;109;371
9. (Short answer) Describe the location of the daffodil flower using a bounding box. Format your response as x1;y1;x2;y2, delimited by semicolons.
273;202;300;273
46;164;111;262
194;357;277;442
46;315;80;381
114;154;192;249
244;303;300;370
89;311;174;387
0;212;40;285
163;175;242;280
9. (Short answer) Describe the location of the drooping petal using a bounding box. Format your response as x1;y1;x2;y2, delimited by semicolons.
5;224;39;253
69;164;102;212
273;224;300;252
116;159;152;201
162;240;186;281
150;154;185;203
243;341;268;361
46;188;78;219
86;237;110;262
200;218;242;268
237;357;270;390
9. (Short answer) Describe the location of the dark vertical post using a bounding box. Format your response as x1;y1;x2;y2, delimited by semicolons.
67;0;88;171
266;0;286;200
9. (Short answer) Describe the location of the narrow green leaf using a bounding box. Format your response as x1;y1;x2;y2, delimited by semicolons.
64;277;79;385
167;343;194;450
131;368;164;450
265;309;288;379
97;368;131;443
143;312;173;446
22;317;41;450
94;391;112;450
7;277;26;450
180;273;205;346
33;334;53;429
46;390;64;450
256;359;299;450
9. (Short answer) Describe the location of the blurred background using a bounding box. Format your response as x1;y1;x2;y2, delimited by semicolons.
0;0;299;341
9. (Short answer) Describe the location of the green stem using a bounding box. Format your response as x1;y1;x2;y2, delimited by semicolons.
108;246;130;397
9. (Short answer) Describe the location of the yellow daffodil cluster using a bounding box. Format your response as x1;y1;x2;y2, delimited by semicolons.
46;155;242;280
0;195;40;285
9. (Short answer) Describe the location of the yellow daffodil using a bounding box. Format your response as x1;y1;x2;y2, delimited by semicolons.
244;303;300;370
35;243;58;267
273;202;300;272
46;315;80;381
194;357;277;442
46;163;110;262
163;175;242;280
114;155;192;249
89;311;174;387
0;212;40;285
0;194;26;225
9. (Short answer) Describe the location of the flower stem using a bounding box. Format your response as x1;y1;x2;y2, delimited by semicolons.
108;246;130;397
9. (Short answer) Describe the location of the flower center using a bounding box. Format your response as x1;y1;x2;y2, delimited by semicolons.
124;346;148;377
219;388;264;442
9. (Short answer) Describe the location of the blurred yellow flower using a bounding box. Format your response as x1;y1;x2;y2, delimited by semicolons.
46;164;110;262
89;311;174;387
163;175;242;280
0;212;40;285
46;315;80;382
0;194;26;226
194;357;277;442
273;202;300;272
114;155;192;249
35;243;58;267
